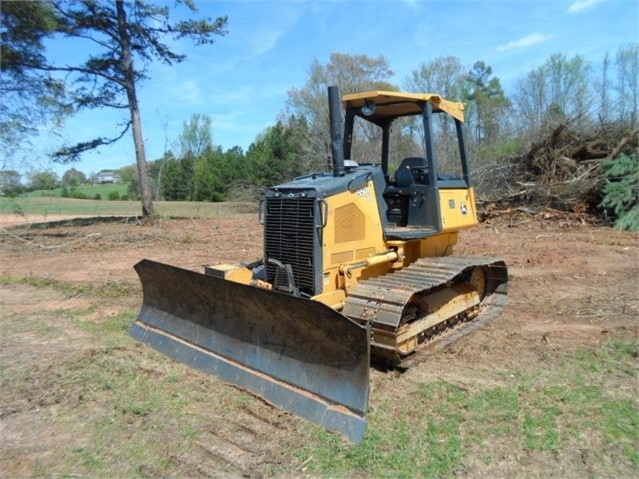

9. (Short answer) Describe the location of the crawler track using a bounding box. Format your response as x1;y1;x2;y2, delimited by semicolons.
342;256;508;367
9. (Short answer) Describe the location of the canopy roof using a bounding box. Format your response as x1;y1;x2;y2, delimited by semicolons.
342;90;465;123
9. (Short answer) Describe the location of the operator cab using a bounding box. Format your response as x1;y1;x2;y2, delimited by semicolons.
341;91;473;240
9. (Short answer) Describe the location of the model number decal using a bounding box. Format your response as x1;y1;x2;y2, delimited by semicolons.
356;186;372;201
356;187;369;197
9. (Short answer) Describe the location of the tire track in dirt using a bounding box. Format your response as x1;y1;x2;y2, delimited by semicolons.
161;399;303;478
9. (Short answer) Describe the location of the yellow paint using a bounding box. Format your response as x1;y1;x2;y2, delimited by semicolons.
343;90;465;122
205;264;253;284
439;187;479;232
317;178;481;299
320;179;387;295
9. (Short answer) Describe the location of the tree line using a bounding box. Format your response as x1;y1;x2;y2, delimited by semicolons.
0;168;85;195
128;49;638;229
1;2;637;228
145;114;311;202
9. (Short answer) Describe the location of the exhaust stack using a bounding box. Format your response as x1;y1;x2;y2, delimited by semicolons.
328;85;345;177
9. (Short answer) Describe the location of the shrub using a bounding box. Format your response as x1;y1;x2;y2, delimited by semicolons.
600;153;638;231
71;190;87;199
94;193;102;200
108;191;121;201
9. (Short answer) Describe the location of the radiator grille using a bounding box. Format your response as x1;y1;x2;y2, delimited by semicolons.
264;196;317;295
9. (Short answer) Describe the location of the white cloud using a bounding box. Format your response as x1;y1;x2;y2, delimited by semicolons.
242;7;304;59
248;28;284;57
568;0;606;13
497;32;553;52
174;80;202;105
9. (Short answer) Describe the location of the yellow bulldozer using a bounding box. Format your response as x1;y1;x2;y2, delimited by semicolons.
130;86;508;443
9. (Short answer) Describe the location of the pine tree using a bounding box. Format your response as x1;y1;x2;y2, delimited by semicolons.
600;153;638;231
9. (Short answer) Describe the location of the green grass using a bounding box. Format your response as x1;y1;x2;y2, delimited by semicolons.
605;398;639;467
0;195;255;218
518;385;603;450
0;283;205;477
296;381;471;478
23;182;130;199
54;345;196;476
298;339;639;477
1;275;138;298
72;310;137;349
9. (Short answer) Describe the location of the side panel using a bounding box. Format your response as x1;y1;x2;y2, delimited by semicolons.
321;178;388;294
389;231;459;265
439;187;479;232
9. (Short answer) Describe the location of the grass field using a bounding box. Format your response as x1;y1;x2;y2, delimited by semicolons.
23;182;130;199
0;195;255;218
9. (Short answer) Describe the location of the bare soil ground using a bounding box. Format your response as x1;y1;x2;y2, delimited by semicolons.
1;212;637;478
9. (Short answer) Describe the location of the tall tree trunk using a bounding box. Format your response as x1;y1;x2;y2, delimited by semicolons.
116;0;154;218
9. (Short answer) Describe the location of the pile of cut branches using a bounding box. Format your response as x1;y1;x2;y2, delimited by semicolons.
476;119;638;223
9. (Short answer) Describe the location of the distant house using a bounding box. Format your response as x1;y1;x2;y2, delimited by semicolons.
94;171;121;184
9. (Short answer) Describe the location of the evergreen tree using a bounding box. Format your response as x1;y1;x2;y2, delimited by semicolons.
600;153;638;231
162;155;195;201
465;61;510;146
246;118;309;187
0;1;70;168
193;147;225;202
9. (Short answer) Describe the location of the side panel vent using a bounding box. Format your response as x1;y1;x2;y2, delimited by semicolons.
334;203;365;243
331;251;354;266
264;197;317;295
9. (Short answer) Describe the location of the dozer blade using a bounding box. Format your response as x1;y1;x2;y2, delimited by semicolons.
130;259;370;443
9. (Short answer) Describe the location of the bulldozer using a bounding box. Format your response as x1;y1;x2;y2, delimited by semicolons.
130;86;508;443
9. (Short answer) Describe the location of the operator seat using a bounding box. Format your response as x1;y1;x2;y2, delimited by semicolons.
384;156;431;231
394;156;428;187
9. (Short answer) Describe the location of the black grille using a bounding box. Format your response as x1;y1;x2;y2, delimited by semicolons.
264;196;316;295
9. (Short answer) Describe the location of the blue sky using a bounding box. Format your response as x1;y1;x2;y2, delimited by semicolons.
24;0;638;179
